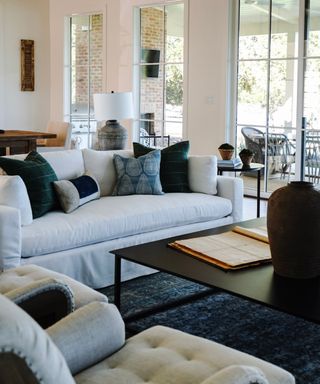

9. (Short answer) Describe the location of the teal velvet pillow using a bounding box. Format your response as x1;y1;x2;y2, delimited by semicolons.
112;150;163;196
0;151;58;218
133;141;190;192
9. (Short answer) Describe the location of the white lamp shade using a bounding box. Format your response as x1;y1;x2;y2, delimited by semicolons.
93;92;134;121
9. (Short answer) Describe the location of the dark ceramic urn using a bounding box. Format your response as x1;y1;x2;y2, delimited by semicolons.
267;181;320;279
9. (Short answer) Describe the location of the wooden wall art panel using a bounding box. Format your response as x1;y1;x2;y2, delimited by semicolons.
21;39;34;91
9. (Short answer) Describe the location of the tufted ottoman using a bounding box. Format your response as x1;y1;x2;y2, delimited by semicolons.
74;325;294;384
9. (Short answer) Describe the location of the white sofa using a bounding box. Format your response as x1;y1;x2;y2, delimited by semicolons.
0;149;243;288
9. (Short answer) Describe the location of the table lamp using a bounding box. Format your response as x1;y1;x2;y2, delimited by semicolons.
93;91;133;150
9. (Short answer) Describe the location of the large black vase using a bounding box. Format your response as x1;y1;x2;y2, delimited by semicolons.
267;181;320;279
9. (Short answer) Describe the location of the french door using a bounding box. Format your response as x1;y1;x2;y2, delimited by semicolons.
64;14;103;148
235;0;320;196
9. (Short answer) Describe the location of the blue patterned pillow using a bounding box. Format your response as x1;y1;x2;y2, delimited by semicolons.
112;150;163;195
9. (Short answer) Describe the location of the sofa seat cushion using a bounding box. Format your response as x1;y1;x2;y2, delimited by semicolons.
21;193;232;257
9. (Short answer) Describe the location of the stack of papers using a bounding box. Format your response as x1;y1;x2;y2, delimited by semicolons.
169;225;271;271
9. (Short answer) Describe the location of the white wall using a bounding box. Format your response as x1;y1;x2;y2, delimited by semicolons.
119;0;230;155
0;0;50;131
1;0;231;153
187;0;229;155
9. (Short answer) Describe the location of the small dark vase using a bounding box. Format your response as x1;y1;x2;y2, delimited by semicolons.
240;154;254;167
267;181;320;279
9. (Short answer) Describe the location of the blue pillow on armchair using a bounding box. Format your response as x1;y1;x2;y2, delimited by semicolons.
112;150;163;196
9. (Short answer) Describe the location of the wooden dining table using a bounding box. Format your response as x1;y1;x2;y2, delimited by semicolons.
0;130;57;155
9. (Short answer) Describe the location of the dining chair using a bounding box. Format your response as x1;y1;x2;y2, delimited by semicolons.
37;121;72;152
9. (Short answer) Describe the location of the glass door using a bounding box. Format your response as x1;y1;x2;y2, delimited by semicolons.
236;0;300;197
236;0;320;196
303;0;320;183
64;14;103;148
134;2;185;148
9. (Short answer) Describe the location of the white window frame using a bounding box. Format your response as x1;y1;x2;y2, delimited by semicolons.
64;12;105;148
132;0;189;146
229;0;317;195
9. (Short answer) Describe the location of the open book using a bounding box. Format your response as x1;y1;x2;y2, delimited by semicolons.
169;225;270;271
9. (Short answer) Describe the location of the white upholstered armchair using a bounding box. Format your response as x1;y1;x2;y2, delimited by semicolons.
0;268;295;384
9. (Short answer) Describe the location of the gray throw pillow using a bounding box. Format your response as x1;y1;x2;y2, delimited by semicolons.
112;150;163;196
54;174;100;213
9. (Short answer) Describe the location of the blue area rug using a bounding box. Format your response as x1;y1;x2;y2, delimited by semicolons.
100;272;320;384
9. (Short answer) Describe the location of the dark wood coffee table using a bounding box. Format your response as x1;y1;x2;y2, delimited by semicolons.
111;218;320;324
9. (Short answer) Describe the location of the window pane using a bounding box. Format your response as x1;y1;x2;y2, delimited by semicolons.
269;59;298;128
71;16;89;67
237;61;267;126
68;13;103;148
89;15;103;67
165;121;182;145
239;0;270;60
90;66;103;115
165;3;184;63
270;1;299;59
71;65;89;116
140;7;164;63
165;64;183;120
306;0;320;57
139;120;164;147
138;4;184;148
304;59;320;130
70;115;89;136
140;65;164;122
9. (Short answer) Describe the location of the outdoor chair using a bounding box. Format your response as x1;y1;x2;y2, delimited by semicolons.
140;127;170;147
305;131;320;184
241;127;295;179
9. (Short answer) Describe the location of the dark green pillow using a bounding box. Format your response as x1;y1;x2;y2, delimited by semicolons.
133;141;190;192
0;151;58;218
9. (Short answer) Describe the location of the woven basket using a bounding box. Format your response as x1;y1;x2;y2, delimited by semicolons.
218;149;234;160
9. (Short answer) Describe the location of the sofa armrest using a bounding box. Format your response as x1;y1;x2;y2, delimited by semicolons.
188;155;217;195
216;176;243;222
0;205;21;270
47;302;125;375
4;278;75;328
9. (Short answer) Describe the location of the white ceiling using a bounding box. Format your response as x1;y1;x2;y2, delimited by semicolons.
241;0;320;24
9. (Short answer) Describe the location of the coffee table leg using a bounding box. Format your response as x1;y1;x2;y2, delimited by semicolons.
114;255;122;310
257;169;261;218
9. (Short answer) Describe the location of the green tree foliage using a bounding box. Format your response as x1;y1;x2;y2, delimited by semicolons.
166;36;183;106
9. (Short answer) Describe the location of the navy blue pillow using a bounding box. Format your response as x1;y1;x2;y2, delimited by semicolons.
54;174;100;213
